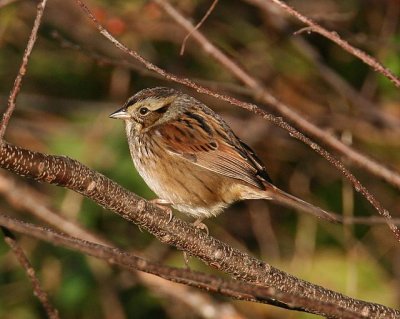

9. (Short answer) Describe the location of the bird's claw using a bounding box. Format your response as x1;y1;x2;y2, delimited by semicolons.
149;198;173;223
192;218;209;236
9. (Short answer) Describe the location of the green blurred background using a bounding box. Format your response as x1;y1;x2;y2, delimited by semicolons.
0;0;399;318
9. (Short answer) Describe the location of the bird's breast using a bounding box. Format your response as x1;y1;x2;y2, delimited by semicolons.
127;133;237;218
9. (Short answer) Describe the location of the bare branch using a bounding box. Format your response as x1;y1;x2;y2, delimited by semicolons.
0;213;395;319
0;0;48;139
1;227;59;319
0;142;398;318
0;172;250;319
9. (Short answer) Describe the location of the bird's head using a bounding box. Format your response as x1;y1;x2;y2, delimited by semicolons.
110;87;179;131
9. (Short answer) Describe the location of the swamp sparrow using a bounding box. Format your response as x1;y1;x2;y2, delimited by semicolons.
110;87;339;224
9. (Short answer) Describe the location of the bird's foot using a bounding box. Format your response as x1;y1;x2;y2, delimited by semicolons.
149;198;173;223
192;218;209;236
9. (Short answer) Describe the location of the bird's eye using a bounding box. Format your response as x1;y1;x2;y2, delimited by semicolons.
139;107;149;116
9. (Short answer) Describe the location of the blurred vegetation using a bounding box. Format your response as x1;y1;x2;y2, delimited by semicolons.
0;0;399;318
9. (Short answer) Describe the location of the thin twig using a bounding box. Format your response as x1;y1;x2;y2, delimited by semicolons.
1;227;59;319
258;0;400;88
0;3;52;317
180;0;218;55
0;0;48;140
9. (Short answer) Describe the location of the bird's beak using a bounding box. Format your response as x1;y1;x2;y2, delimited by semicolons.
109;108;131;120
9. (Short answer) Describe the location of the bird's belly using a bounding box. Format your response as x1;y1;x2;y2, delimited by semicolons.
131;146;232;218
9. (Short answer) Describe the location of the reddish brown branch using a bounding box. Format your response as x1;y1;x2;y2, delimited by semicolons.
0;0;48;139
1;228;59;319
0;141;398;318
74;0;400;243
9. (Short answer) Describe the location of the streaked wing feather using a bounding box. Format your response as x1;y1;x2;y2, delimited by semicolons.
155;120;267;189
238;139;272;183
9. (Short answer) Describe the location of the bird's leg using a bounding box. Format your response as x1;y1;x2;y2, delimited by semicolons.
149;198;173;223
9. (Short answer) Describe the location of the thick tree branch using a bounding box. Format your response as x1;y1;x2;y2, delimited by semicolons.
0;141;398;318
0;213;367;318
0;171;247;318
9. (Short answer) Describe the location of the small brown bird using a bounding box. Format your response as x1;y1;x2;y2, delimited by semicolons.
110;87;339;225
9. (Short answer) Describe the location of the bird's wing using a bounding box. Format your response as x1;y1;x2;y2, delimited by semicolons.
153;111;271;190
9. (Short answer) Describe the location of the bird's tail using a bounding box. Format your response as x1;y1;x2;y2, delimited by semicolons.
265;186;341;223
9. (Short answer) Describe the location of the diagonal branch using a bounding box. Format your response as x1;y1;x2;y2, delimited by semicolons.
0;141;398;318
0;214;363;318
0;213;366;318
0;172;246;319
